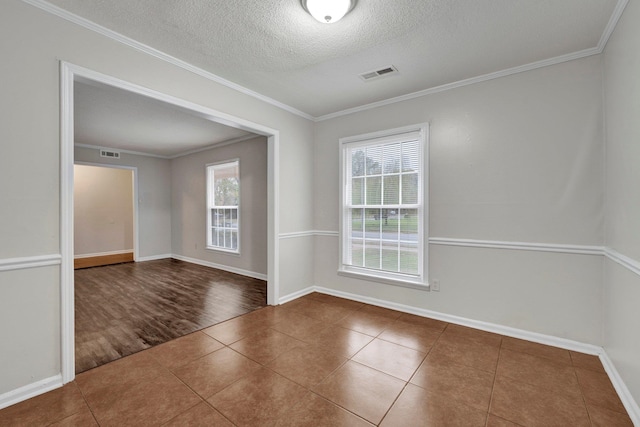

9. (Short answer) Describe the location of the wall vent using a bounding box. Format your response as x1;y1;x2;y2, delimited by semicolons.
359;65;399;82
100;149;121;159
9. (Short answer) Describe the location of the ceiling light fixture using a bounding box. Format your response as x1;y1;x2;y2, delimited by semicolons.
301;0;357;24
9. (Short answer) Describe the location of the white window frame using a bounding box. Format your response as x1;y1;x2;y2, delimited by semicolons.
338;124;429;289
206;159;240;254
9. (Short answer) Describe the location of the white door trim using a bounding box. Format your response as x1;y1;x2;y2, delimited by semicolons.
60;61;280;384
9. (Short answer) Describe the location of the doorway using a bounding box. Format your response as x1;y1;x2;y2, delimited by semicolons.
73;164;137;269
60;62;280;383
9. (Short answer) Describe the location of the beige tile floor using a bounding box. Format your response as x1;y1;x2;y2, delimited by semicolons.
0;292;633;426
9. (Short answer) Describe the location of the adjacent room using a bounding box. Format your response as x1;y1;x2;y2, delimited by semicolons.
1;0;639;425
72;80;270;372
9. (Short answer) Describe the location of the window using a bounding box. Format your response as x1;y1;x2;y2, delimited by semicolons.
206;160;240;253
339;124;428;288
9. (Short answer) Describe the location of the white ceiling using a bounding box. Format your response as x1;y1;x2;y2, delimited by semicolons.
47;0;620;118
74;80;255;158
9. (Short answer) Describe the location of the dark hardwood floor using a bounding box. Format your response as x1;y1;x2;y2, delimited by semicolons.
74;258;267;373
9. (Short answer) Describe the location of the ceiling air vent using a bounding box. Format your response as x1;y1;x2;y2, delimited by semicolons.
359;65;399;82
100;149;121;159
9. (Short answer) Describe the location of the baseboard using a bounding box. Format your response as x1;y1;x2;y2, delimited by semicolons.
0;374;63;410
599;351;640;425
136;254;173;262
278;286;316;304
74;251;134;269
171;254;267;281
313;286;601;355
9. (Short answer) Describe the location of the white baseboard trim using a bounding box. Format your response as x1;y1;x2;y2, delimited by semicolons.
313;286;601;355
0;254;62;272
74;249;133;259
0;374;63;410
136;254;173;262
599;350;640;425
278;286;315;304
171;254;267;281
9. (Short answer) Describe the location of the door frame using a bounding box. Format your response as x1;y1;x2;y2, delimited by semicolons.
60;61;280;383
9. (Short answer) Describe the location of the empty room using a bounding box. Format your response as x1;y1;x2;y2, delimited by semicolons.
0;0;639;426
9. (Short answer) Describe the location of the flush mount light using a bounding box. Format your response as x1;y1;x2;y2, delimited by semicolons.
301;0;357;24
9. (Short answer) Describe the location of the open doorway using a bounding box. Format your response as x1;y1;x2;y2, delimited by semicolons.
60;62;280;381
73;164;136;269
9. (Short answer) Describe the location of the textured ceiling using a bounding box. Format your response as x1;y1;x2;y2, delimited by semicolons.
46;0;619;117
74;81;254;158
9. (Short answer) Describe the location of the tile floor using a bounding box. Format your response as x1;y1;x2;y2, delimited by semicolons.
0;292;633;426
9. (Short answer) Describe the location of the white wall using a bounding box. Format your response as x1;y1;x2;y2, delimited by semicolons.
74;164;134;256
75;147;172;259
603;0;640;405
314;55;605;344
0;0;313;399
171;136;268;276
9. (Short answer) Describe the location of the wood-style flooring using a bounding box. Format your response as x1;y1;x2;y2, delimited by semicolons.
75;258;267;373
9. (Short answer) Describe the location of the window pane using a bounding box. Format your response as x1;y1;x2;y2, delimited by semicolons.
365;208;381;239
211;209;218;227
207;160;240;252
230;208;238;228
211;228;218;247
350;208;364;237
402;140;420;172
383;143;401;173
341;127;426;281
381;208;399;241
366;145;382;175
352;177;364;205
383;175;399;205
350;240;364;267
399;242;419;275
364;240;381;269
402;173;419;204
381;241;399;272
400;209;419;241
351;148;365;177
366;176;382;205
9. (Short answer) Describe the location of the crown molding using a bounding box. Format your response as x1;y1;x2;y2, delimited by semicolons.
315;47;602;121
598;0;629;51
20;0;314;121
21;0;628;123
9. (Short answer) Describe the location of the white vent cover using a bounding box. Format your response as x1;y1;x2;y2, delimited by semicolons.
359;65;399;81
100;149;121;159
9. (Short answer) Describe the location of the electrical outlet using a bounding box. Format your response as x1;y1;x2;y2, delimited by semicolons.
431;279;440;292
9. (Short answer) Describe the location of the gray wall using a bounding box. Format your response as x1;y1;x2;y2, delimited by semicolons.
171;136;268;276
314;55;605;345
75;147;173;259
603;0;640;405
74;165;134;256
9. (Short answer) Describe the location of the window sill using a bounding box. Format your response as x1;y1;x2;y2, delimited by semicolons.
206;247;241;256
337;268;430;291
